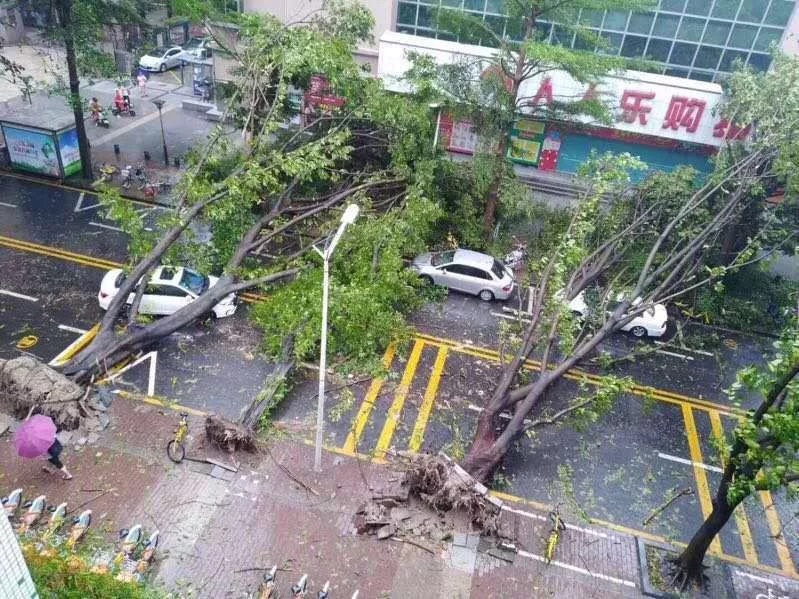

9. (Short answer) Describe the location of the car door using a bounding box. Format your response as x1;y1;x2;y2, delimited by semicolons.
437;263;470;292
166;48;182;68
459;265;493;295
158;284;194;314
138;283;163;315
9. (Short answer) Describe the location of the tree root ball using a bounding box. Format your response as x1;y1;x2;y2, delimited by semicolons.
204;415;257;453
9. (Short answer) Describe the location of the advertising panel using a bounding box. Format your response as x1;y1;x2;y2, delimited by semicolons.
507;120;545;165
1;124;60;176
57;127;81;177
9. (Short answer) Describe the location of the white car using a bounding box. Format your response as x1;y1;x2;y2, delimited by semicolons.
180;37;212;59
411;249;515;301
98;266;238;319
139;46;184;72
567;291;668;338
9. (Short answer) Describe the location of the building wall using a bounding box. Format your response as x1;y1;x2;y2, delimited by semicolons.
241;0;395;70
781;0;799;55
0;510;38;599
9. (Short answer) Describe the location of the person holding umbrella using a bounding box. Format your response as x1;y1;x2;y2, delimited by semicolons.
15;414;73;480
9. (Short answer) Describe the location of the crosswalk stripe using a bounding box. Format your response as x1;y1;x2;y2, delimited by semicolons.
341;343;396;453
681;405;723;556
408;346;448;453
759;489;797;576
709;411;759;565
374;340;424;461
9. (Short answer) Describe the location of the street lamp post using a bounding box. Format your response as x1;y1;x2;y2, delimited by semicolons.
151;98;168;167
314;203;360;472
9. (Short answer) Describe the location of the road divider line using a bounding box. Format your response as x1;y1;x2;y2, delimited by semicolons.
681;405;723;556
57;324;89;335
709;411;759;566
0;235;123;269
89;221;124;232
49;323;100;366
0;289;38;302
758;489;797;576
517;549;637;588
341;343;395;453
657;452;722;473
374;340;424;461
0;201;17;208
408;346;448;453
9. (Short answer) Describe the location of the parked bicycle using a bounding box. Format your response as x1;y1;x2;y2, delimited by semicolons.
544;504;566;563
94;162;118;184
166;412;189;463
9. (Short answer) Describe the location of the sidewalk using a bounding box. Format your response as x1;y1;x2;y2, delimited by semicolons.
2;397;797;598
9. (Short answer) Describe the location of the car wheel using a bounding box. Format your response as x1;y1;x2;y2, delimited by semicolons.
479;289;494;302
129;110;136;116
420;275;433;286
159;63;166;72
631;325;647;338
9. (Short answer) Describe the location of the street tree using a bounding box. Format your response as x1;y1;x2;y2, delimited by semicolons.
419;0;651;237
457;54;799;484
60;8;438;382
672;317;799;586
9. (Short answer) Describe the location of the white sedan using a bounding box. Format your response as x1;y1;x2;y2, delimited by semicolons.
567;291;668;338
98;266;238;319
139;46;184;72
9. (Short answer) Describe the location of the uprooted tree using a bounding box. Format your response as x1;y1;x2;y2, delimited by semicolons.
58;7;439;382
672;316;798;586
458;53;799;486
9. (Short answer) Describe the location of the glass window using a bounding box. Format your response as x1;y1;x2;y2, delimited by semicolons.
729;23;758;47
574;29;598;50
685;0;712;15
652;13;680;37
552;25;573;45
534;21;552;41
505;17;523;40
432;251;455;267
628;12;655;34
703;20;731;44
660;0;686;11
418;5;434;28
688;70;714;81
485;15;506;37
486;0;504;13
621;34;648;57
464;0;485;10
603;10;628;30
711;0;740;19
754;27;783;51
747;52;772;71
580;9;604;26
397;2;417;27
678;17;706;41
646;38;673;61
737;0;764;22
440;0;462;6
437;30;457;41
180;269;207;294
665;66;690;77
719;48;748;70
694;45;722;68
765;0;794;26
670;42;698;65
599;31;623;53
396;25;415;35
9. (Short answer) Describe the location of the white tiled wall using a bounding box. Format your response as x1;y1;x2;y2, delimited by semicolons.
0;509;38;599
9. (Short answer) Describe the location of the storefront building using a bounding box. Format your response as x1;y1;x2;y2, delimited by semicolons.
378;31;745;181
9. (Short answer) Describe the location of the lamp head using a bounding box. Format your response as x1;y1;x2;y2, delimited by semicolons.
340;204;360;225
152;98;165;110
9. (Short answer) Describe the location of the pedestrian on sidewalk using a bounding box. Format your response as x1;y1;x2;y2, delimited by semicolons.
137;70;148;98
42;438;73;480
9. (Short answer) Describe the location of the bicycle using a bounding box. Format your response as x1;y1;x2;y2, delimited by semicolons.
94;162;118;184
544;504;566;564
166;412;189;463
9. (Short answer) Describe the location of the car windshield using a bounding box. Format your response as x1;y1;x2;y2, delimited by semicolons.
152;47;168;55
431;250;455;267
180;269;207;294
491;259;505;279
184;39;202;48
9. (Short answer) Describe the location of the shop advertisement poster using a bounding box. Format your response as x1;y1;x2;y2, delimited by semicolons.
507;120;545;166
438;112;478;155
1;124;60;176
57;128;81;177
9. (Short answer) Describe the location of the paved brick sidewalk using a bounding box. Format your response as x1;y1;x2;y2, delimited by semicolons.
2;397;794;598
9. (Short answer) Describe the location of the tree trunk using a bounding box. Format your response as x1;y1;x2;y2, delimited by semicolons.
55;0;93;179
676;499;736;581
482;141;507;239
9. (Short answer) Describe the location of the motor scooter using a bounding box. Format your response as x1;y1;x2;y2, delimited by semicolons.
111;94;136;117
2;488;23;520
17;494;46;534
91;108;111;128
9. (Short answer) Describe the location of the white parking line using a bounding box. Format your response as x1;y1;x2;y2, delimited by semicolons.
733;570;777;585
517;549;637;588
654;348;694;361
58;324;89;335
74;192;102;212
89;221;124;232
655;341;714;357
501;505;612;539
491;311;532;323
0;201;17;208
657;452;722;473
0;289;38;302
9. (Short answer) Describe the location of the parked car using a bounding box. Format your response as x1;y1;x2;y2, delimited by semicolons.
97;265;238;319
181;37;211;59
139;46;184;72
567;290;668;338
411;249;515;301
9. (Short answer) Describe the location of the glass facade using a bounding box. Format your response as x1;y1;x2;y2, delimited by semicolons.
395;0;797;82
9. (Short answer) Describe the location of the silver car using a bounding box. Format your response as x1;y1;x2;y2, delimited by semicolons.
412;249;515;301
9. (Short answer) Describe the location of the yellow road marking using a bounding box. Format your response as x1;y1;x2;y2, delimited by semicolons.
341;343;396;453
0;235;122;270
115;389;208;417
49;323;100;366
759;489;797;576
682;405;723;555
408;346;448;453
709;411;759;565
374;340;424;461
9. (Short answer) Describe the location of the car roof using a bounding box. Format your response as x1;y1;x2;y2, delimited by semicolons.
153;265;183;283
453;249;494;270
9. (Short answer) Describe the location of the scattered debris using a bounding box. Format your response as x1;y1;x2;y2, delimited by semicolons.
643;487;693;526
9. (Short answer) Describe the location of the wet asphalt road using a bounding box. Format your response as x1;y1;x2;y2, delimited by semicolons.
0;173;796;578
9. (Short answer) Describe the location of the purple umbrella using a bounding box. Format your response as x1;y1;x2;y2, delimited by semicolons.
14;415;56;458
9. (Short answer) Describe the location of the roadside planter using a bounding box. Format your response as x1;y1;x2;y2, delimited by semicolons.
0;103;81;179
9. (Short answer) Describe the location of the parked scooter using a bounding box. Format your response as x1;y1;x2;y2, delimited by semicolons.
91;107;111;128
40;502;68;542
258;565;278;599
503;236;527;270
93;524;142;574
65;509;92;550
17;494;46;534
111;94;136;117
2;488;23;520
116;529;159;582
